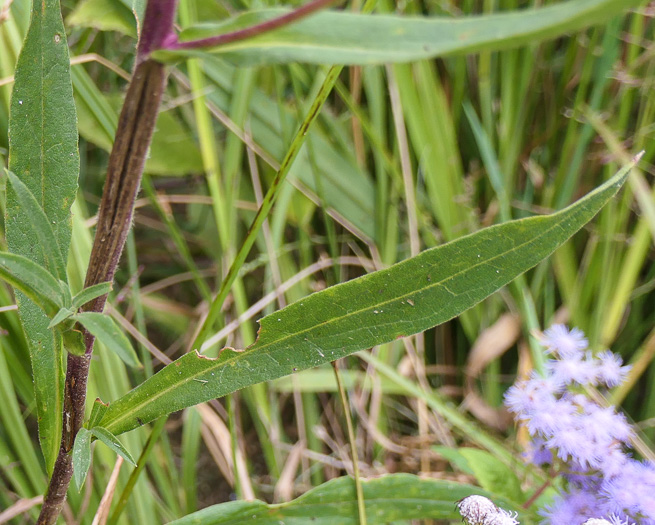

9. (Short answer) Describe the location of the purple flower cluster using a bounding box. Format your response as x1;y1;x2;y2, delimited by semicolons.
504;325;654;525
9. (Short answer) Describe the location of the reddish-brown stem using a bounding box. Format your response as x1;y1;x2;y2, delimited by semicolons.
521;466;557;510
36;1;172;522
170;0;340;50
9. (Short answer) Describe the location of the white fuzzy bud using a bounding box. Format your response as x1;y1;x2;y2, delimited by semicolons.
456;496;499;524
485;510;519;525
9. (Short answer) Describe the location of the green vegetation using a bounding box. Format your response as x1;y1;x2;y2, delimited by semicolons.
0;0;651;523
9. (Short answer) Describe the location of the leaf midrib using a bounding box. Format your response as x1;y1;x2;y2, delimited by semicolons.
103;204;582;433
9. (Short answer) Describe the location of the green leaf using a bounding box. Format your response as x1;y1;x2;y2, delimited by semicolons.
433;446;475;476
7;0;79;473
72;427;92;491
166;474;522;524
98;162;633;436
5;171;67;281
90;427;136;466
67;0;137;36
0;252;66;314
73;312;141;368
87;398;110;429
72;426;135;491
71;281;113;310
153;0;640;65
459;448;525;504
48;307;75;329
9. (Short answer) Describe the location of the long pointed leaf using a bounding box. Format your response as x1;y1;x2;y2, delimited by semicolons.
0;253;66;314
72;427;92;491
90;427;136;466
153;0;640;65
99;163;633;436
6;0;79;473
166;474;523;524
5;171;67;281
71;281;113;310
73;312;142;368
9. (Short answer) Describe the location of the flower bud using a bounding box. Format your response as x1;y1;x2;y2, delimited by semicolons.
456;495;499;524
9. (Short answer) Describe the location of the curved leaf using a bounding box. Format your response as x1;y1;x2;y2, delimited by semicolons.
73;312;141;368
48;307;75;329
90;427;136;466
153;0;640;65
166;474;524;524
459;448;525;504
7;0;79;473
98;162;633;436
87;398;109;429
71;281;113;310
0;252;66;314
5;171;67;281
72;427;92;491
72;426;136;492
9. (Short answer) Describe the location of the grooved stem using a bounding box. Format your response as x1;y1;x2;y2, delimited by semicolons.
36;1;172;521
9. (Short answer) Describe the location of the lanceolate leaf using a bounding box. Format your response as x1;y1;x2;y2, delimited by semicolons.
458;448;525;504
166;474;524;524
87;398;110;429
153;0;640;65
72;427;92;491
90;427;136;466
98;163;633;436
5;171;67;281
0;253;66;315
6;0;79;473
48;307;75;329
73;312;142;368
73;426;135;491
71;281;113;310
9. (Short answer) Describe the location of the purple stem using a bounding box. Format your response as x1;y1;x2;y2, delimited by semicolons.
37;1;172;523
137;0;179;60
170;0;340;50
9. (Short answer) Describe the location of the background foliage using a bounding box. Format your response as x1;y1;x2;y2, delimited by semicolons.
0;0;653;523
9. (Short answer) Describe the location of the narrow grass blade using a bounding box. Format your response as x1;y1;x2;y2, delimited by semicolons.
6;0;79;473
98;162;633;437
154;0;640;65
166;474;524;524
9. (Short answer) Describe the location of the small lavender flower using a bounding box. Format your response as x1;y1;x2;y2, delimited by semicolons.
583;517;635;525
595;350;631;387
541;324;588;358
504;324;654;525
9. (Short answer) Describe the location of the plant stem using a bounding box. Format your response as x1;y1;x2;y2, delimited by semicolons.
171;0;340;50
36;1;174;522
332;362;367;525
193;64;345;352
